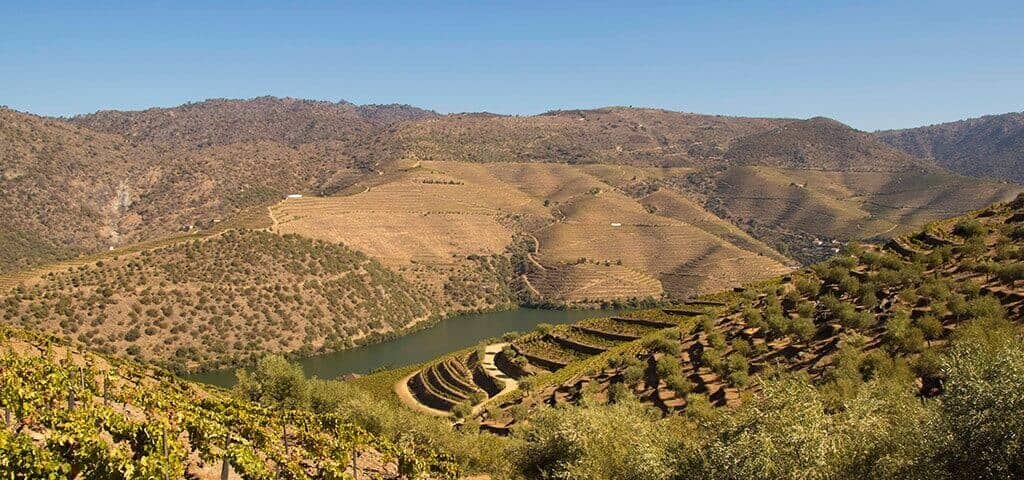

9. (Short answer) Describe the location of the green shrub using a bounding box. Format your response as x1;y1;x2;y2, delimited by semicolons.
731;338;752;357
451;401;473;419
622;364;645;385
795;276;822;298
655;355;683;380
953;219;987;239
644;335;681;356
790;316;817;342
607;382;634;404
940;330;1024;478
916;315;944;341
665;374;694;396
511;401;676;480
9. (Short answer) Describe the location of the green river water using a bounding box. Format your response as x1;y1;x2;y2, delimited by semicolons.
187;307;622;388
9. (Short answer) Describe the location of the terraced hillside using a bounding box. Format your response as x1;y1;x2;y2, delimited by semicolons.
0;328;459;479
0;230;451;372
395;310;707;419
383;194;1024;435
9;98;1016;296
678;118;1021;262
269;160;792;304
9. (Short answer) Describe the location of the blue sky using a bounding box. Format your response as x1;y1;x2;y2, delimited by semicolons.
2;1;1022;130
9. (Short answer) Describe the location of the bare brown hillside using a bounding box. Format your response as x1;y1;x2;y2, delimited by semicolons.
725;117;936;172
0;107;381;273
876;112;1024;183
70;96;436;148
0;108;149;270
268;160;792;304
384;107;790;166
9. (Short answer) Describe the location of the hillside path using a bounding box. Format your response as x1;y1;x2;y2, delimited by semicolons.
481;342;518;397
472;343;519;415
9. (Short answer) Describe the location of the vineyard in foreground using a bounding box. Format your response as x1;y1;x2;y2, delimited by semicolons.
0;327;460;479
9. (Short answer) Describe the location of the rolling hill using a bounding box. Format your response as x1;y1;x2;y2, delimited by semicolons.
0;105;381;274
0;229;517;372
70;96;436;148
681;117;1021;262
268;160;793;304
876;111;1024;183
3;97;1020;375
384;107;790;167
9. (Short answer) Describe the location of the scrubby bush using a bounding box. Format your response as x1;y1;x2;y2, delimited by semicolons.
790;316;817;342
996;262;1024;286
953;219;987;239
644;335;681;356
884;310;925;354
665;374;694;397
623;364;646;385
451;401;473;419
696;375;940;479
731;338;752;357
607;382;634;404
235;355;309;410
939;322;1024;478
656;355;683;380
916;315;944;341
958;295;1005;321
512;401;678;480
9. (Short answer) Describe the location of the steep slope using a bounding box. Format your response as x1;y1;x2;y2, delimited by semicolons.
877;112;1024;183
0;230;441;372
0;328;459;479
0;107;378;273
0;228;517;373
725;117;935;172
268;160;792;303
71;96;436;148
0;108;148;270
450;194;1024;431
674;117;1023;262
7;99;1018;313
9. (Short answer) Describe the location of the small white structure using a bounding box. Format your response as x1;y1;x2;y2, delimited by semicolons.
610;223;622;227
286;194;303;199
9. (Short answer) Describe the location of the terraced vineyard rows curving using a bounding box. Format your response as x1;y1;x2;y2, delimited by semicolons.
472;195;1024;431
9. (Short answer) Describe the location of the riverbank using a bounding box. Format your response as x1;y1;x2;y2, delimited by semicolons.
187;307;626;388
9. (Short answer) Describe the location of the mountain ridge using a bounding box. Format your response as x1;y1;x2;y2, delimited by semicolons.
876;111;1024;183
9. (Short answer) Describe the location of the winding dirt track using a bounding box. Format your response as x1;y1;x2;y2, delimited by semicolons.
479;342;518;399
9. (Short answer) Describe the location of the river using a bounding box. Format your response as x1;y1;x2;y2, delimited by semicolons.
187;307;622;388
